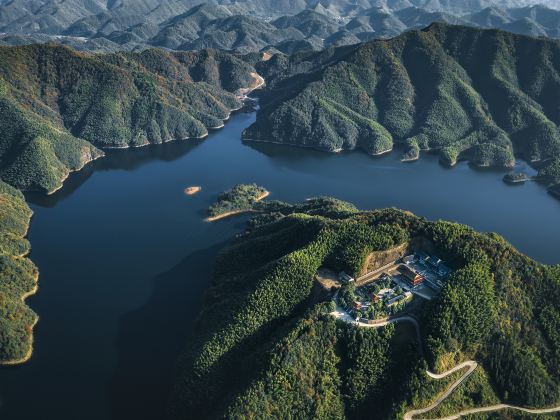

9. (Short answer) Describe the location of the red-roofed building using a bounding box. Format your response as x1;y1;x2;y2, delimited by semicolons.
400;265;424;286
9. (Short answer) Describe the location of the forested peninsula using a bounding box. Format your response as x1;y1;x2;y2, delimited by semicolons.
169;198;560;419
0;44;257;194
245;23;560;195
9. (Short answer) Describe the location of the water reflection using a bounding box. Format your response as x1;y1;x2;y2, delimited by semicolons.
27;139;205;207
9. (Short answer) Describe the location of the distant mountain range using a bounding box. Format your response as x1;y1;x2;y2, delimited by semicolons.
2;1;560;53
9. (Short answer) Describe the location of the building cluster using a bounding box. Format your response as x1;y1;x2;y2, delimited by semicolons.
399;252;452;291
340;274;413;323
335;251;453;323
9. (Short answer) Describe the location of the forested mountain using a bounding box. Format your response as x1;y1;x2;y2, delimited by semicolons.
468;5;560;38
2;1;560;54
148;5;317;53
0;43;256;193
245;23;560;194
0;181;37;364
1;0;555;37
168;199;560;419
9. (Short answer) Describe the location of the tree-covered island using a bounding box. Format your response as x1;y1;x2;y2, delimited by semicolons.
207;184;269;221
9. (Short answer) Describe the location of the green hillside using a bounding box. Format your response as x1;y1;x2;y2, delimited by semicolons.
0;181;38;364
169;198;560;419
245;23;560;193
0;44;256;193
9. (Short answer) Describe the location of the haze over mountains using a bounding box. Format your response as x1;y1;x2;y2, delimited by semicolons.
1;1;560;53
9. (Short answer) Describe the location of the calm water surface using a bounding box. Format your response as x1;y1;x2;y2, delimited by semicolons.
1;108;559;419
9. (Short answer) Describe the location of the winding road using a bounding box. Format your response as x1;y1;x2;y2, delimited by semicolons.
403;361;478;420
331;303;560;419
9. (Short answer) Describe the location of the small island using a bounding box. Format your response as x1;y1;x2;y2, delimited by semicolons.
503;172;531;184
206;184;269;222
184;186;202;196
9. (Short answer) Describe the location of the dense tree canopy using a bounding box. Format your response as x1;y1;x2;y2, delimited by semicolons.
245;24;560;198
0;44;255;193
0;181;37;363
169;201;560;418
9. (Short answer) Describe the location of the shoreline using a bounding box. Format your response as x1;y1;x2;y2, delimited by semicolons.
503;178;532;184
0;269;39;366
206;191;270;222
245;137;394;157
244;137;521;171
46;151;104;195
46;72;266;195
369;147;393;157
0;314;38;366
8;72;266;365
243;137;348;154
99;72;265;152
102;132;209;150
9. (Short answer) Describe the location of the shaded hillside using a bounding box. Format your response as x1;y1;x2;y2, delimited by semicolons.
168;199;560;419
145;6;337;54
0;44;256;193
0;181;37;364
245;24;560;193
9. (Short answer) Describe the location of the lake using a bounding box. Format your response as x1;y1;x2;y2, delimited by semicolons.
1;107;559;419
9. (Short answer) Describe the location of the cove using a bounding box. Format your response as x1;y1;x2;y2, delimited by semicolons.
0;107;559;420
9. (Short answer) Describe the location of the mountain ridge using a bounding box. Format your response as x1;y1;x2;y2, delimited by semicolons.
244;23;560;194
0;43;257;193
3;1;560;54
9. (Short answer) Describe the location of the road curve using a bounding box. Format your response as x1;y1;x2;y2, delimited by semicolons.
331;305;560;419
436;403;560;419
403;361;477;420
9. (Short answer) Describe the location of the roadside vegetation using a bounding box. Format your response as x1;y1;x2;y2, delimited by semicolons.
393;361;467;417
423;367;501;418
169;199;560;419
